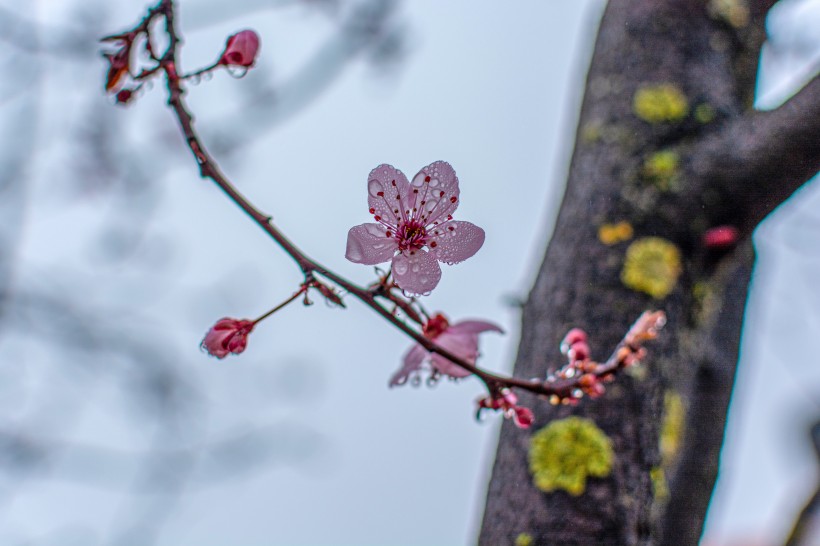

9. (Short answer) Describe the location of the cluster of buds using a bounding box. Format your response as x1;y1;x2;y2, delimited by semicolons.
476;389;534;429
548;328;607;405
101;17;261;106
543;311;667;406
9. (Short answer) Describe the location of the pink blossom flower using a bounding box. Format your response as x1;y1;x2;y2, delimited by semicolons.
345;162;485;295
219;30;260;68
477;390;534;429
201;317;255;358
390;313;503;386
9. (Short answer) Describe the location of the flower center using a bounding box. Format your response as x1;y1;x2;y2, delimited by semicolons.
397;221;427;252
423;313;450;339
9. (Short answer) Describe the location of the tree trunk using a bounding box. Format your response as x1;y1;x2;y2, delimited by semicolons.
478;0;820;544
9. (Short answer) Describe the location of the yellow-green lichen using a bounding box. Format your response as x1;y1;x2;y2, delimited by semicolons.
598;221;634;245
660;391;684;464
515;533;534;546
528;416;614;496
621;237;682;299
694;103;716;124
692;281;718;324
651;466;669;501
708;0;750;28
632;84;689;124
642;150;681;192
580;121;603;144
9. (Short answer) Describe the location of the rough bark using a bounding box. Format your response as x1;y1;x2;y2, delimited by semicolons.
478;1;820;544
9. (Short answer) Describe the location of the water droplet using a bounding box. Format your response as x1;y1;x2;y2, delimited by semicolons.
419;275;429;286
365;224;386;237
429;178;440;187
393;257;409;275
368;179;383;197
411;264;420;273
346;244;363;261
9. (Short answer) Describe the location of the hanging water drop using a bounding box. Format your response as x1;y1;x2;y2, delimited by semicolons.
368;179;383;197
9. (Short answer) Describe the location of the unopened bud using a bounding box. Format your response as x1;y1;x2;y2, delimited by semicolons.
219;30;260;68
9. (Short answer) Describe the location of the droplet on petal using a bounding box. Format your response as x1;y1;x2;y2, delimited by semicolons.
368;179;384;197
393;254;409;275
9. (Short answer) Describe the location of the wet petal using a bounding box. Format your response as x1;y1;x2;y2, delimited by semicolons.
345;223;398;265
391;250;442;295
429;331;479;378
428;221;485;265
367;164;412;228
446;320;504;335
389;344;428;387
409;161;460;226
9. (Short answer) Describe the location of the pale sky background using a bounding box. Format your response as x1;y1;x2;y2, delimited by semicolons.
1;0;819;545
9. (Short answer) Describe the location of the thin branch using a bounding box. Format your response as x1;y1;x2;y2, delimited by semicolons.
111;0;666;405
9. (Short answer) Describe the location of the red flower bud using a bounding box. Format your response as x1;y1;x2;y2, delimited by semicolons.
115;88;135;104
201;317;255;358
104;45;131;92
512;406;534;429
219;30;260;68
703;225;739;249
560;328;588;355
568;341;590;361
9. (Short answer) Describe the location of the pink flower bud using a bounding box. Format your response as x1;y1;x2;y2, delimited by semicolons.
703;225;739;249
115;88;135;104
560;328;588;355
568;341;590;361
201;317;255;358
512;406;534;429
219;30;260;68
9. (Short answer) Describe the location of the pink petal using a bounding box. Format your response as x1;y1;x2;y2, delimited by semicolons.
429;331;478;378
428;221;485;265
391;250;442;295
409;161;460;226
367;164;412;228
345;223;398;265
389;344;427;387
446;320;504;335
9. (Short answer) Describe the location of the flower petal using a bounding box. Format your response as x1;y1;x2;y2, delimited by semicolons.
345;223;398;265
391;250;442;295
389;344;428;387
409;161;460;226
446;320;504;335
429;331;479;378
367;164;412;227
429;221;485;265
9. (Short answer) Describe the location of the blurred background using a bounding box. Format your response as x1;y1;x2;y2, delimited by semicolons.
0;0;818;544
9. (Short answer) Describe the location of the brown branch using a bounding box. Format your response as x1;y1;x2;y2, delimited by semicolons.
691;75;820;232
110;0;666;407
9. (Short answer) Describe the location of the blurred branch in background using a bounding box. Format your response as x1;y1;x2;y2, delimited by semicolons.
0;0;402;543
784;420;820;546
